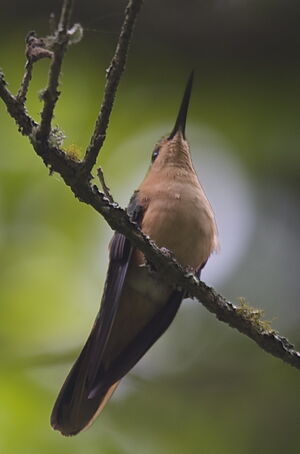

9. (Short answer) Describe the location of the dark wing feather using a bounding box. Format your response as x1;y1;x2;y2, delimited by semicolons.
86;232;133;387
51;193;144;435
50;231;133;435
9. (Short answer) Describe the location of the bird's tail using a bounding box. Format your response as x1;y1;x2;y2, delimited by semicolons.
50;333;120;436
51;289;183;436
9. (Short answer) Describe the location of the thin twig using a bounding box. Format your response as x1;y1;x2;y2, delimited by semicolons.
97;167;114;203
16;32;54;103
16;60;33;103
0;71;36;135
58;0;73;32
83;0;144;173
37;0;74;142
49;13;57;35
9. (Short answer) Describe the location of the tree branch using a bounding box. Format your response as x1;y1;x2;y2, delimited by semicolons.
97;166;114;203
16;59;33;104
16;32;53;104
0;71;36;135
0;0;299;373
37;0;73;142
83;0;144;174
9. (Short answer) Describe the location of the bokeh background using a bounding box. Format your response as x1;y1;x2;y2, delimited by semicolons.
0;1;300;453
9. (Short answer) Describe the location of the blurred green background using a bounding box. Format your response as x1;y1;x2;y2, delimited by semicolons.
0;1;300;453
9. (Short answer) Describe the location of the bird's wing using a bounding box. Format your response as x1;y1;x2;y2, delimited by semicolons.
50;229;134;435
86;231;133;387
50;192;142;435
85;191;145;386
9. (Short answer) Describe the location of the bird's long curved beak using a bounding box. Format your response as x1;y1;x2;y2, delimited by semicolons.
168;71;194;140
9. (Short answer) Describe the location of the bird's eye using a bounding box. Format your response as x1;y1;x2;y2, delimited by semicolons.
151;147;160;162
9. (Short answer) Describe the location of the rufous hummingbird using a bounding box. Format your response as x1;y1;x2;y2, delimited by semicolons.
51;72;218;436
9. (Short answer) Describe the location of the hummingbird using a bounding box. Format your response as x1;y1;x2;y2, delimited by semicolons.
51;72;218;436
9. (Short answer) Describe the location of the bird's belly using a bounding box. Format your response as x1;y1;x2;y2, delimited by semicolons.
141;194;214;269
